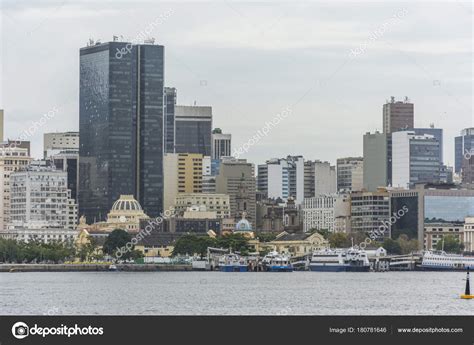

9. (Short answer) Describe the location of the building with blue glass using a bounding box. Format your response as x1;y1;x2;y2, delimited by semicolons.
455;128;474;174
79;40;164;222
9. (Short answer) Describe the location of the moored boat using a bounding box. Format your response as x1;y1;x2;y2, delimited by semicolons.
262;251;293;272
421;250;474;271
309;248;370;272
218;253;248;272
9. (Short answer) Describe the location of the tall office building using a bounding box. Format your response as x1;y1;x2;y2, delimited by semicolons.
257;156;305;203
392;131;441;188
174;105;212;156
212;128;232;159
216;158;256;225
79;40;164;222
413;127;443;164
303;160;336;197
363;132;388;192
164;87;177;153
163;153;203;211
351;190;390;239
51;151;78;202
336;157;363;193
0;146;32;231
43;132;79;158
383;96;414;134
455;128;474;174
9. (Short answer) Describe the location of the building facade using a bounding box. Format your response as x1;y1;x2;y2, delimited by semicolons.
423;223;464;250
211;128;231;159
164;87;177;154
174;193;230;218
43;132;79;158
363;132;388;192
0;146;32;231
455;128;474;174
174;105;212;156
258;156;304;203
215;158;256;225
383;96;414;134
392;131;441;188
351;190;390;239
336;157;363;193
79;40;164;223
9;164;77;230
163;153;203;211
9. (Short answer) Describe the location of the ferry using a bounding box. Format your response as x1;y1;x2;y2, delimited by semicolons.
420;250;474;271
309;248;370;272
262;251;293;272
218;253;248;272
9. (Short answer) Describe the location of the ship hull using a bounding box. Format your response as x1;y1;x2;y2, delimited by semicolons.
266;265;293;272
220;265;248;272
310;264;370;272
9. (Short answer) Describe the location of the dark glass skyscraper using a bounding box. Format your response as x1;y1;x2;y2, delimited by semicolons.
174;105;212;156
164;87;177;153
79;41;164;222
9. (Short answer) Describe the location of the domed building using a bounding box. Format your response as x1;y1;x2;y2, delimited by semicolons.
234;212;254;238
80;195;149;233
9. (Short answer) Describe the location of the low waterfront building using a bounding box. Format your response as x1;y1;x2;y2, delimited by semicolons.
135;232;183;258
251;231;327;256
0;227;78;244
423;223;464;250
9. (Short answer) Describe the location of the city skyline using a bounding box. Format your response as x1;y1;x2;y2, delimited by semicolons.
1;1;472;166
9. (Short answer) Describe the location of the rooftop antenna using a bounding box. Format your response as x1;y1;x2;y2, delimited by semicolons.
113;35;118;42
390;96;395;103
430;123;435;129
404;96;410;103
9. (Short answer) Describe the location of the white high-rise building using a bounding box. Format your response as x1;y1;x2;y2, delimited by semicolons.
392;131;441;188
302;194;350;232
212;129;231;160
258;156;305;203
313;161;337;196
0;146;32;231
8;162;77;230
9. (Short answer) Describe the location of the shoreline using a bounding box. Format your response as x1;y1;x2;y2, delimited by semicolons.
0;264;193;272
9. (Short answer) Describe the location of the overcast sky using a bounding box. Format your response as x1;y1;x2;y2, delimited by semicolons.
1;0;472;167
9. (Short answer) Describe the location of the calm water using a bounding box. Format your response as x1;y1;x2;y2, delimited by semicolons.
0;271;472;315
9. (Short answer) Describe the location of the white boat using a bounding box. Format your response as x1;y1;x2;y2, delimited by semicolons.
310;248;370;272
421;250;474;271
218;253;248;272
262;251;293;272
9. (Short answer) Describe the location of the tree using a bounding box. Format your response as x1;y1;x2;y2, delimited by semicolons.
216;234;249;254
103;229;133;260
255;232;277;243
328;233;351;248
435;235;464;254
397;234;419;255
382;238;402;255
172;234;216;258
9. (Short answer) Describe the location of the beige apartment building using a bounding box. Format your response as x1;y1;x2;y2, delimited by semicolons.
163;153;203;211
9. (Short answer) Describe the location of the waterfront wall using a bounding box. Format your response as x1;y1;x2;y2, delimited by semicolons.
0;264;192;272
